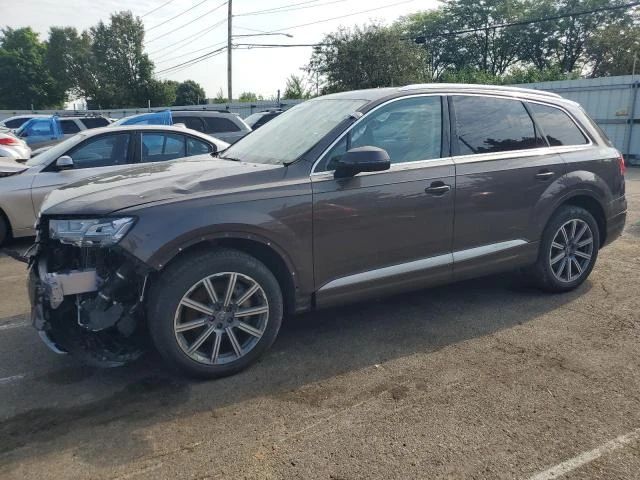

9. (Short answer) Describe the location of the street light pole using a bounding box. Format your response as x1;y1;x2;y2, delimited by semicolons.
227;0;232;102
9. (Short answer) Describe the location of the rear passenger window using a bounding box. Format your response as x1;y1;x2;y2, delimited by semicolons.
528;103;588;146
204;116;241;133
80;117;110;129
453;96;543;155
141;133;185;163
173;116;205;132
60;120;80;134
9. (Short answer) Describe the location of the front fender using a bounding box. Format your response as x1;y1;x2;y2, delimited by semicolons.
117;194;313;294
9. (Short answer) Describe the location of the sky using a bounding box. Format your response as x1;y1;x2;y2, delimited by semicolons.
0;0;439;100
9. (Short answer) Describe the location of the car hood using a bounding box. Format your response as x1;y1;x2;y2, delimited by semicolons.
41;155;281;215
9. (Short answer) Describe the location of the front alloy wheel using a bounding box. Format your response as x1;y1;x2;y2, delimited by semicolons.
148;249;283;378
174;272;269;365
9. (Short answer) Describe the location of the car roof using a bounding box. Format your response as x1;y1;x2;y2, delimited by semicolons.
73;124;229;147
320;83;567;105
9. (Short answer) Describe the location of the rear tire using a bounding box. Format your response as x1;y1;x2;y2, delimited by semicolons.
147;248;283;379
529;205;600;292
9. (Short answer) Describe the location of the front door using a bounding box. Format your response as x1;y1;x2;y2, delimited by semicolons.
311;95;455;307
450;94;567;280
28;132;134;228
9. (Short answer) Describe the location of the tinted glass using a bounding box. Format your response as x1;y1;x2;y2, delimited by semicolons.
5;117;30;128
453;96;542;154
204;116;241;133
69;133;130;168
321;96;442;170
173;116;205;132
80;117;110;128
186;137;212;155
27;119;54;137
60;120;81;134
528;103;588;146
141;133;185;163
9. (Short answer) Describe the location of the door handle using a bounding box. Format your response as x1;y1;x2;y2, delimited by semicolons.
535;170;554;180
425;182;451;196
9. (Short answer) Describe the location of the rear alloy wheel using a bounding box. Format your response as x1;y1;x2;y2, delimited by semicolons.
548;219;594;284
148;249;283;378
530;205;600;292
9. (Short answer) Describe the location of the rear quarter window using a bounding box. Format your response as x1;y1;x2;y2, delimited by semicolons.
60;120;81;134
204;116;241;133
528;103;588;146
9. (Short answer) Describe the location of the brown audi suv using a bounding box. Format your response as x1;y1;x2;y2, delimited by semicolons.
28;84;627;378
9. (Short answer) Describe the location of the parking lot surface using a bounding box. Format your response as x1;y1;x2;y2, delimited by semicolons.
1;169;639;479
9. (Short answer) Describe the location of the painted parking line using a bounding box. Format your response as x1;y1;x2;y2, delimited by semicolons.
0;374;25;385
527;427;640;480
0;319;29;331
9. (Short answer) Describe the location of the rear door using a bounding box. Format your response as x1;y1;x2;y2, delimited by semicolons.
450;94;566;280
29;132;134;221
312;95;455;306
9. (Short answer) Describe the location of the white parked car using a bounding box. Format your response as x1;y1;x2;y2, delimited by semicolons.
0;131;31;163
0;125;228;244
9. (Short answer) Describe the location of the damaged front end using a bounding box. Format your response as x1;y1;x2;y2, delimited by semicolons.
28;216;151;367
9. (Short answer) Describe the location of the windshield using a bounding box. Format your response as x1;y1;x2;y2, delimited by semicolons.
220;98;368;165
25;133;87;166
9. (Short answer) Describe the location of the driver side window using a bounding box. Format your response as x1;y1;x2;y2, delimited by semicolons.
319;96;443;171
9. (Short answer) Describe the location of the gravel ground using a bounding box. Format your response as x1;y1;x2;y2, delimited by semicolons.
0;169;639;480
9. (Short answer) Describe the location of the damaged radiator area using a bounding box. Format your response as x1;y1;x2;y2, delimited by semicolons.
31;240;151;367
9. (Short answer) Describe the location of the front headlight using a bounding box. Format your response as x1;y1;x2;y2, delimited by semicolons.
49;217;135;247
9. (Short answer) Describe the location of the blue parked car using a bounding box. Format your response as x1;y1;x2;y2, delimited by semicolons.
110;110;173;126
16;115;111;150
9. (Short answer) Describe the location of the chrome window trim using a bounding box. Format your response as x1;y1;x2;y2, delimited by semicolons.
318;239;528;292
310;92;594;176
310;93;445;176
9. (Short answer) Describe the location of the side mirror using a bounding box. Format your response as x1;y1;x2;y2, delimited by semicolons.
334;146;391;179
56;155;74;171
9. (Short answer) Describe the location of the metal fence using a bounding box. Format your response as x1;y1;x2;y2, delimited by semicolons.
516;75;640;164
0;99;306;122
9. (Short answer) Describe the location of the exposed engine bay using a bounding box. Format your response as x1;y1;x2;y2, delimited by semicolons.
28;234;151;367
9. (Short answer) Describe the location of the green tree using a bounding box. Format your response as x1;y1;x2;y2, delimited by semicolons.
307;24;428;93
0;27;63;109
282;74;309;99
86;11;154;108
238;91;263;102
586;13;640;77
174;80;206;105
213;87;227;104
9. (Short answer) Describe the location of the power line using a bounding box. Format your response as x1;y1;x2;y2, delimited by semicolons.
141;0;177;18
146;6;227;44
234;43;327;48
153;41;227;64
235;0;344;17
146;0;213;32
414;1;640;40
260;0;418;33
156;46;227;75
146;21;225;55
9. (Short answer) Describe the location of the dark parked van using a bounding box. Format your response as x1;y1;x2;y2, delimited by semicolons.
29;84;626;377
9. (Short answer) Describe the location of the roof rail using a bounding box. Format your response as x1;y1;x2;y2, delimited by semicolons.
52;111;108;118
171;108;233;113
398;83;562;99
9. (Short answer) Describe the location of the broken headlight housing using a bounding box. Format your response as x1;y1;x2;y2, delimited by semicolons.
49;217;135;247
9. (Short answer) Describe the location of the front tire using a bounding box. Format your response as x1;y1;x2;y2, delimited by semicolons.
147;248;283;378
530;205;600;292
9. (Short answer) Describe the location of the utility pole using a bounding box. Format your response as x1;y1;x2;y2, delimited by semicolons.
227;0;233;102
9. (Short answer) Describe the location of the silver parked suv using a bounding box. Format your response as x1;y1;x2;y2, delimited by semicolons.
170;110;251;144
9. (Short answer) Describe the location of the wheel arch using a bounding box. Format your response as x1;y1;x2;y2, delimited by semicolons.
154;235;300;317
559;194;606;247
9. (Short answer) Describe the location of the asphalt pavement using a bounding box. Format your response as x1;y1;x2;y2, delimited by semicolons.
0;170;639;479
